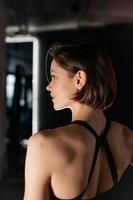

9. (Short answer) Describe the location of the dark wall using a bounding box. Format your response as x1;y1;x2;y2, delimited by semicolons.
37;23;133;130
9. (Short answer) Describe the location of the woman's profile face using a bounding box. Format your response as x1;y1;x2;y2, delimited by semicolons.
46;59;77;110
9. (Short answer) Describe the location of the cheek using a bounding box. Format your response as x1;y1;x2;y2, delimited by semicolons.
53;78;76;97
61;83;76;97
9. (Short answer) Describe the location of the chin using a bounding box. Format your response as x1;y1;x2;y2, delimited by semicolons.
53;103;69;111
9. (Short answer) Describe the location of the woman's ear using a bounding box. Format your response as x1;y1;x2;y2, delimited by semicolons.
75;70;87;90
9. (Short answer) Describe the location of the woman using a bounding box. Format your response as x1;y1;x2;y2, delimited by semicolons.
24;40;133;200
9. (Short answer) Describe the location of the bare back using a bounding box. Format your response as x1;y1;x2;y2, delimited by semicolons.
40;121;133;199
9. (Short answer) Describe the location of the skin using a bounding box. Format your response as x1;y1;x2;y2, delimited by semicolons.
24;60;133;200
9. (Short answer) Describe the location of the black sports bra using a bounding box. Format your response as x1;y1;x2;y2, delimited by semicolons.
50;119;118;199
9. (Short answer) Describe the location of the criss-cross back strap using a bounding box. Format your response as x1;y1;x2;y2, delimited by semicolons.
71;119;118;198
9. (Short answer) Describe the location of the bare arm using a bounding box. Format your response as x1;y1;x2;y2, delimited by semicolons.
23;133;52;200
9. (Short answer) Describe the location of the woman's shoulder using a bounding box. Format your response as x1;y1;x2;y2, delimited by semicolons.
30;123;82;142
27;125;78;166
110;121;133;148
110;121;133;138
110;121;133;166
27;127;64;152
30;124;72;141
26;129;56;160
24;128;72;187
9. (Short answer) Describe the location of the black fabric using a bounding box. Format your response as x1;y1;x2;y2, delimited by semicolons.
50;119;118;200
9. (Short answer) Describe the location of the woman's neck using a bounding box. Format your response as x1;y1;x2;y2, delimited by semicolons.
70;102;106;133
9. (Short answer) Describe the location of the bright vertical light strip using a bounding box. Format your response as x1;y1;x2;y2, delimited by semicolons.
32;37;40;134
5;35;40;134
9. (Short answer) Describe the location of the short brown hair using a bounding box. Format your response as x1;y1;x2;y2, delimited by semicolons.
46;40;117;111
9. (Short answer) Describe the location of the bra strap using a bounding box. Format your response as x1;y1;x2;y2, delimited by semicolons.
71;119;118;190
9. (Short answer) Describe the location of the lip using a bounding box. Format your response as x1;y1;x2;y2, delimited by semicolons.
50;93;55;97
51;97;55;102
50;94;54;98
51;95;55;100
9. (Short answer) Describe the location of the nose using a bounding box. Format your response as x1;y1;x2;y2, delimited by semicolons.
46;81;51;91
